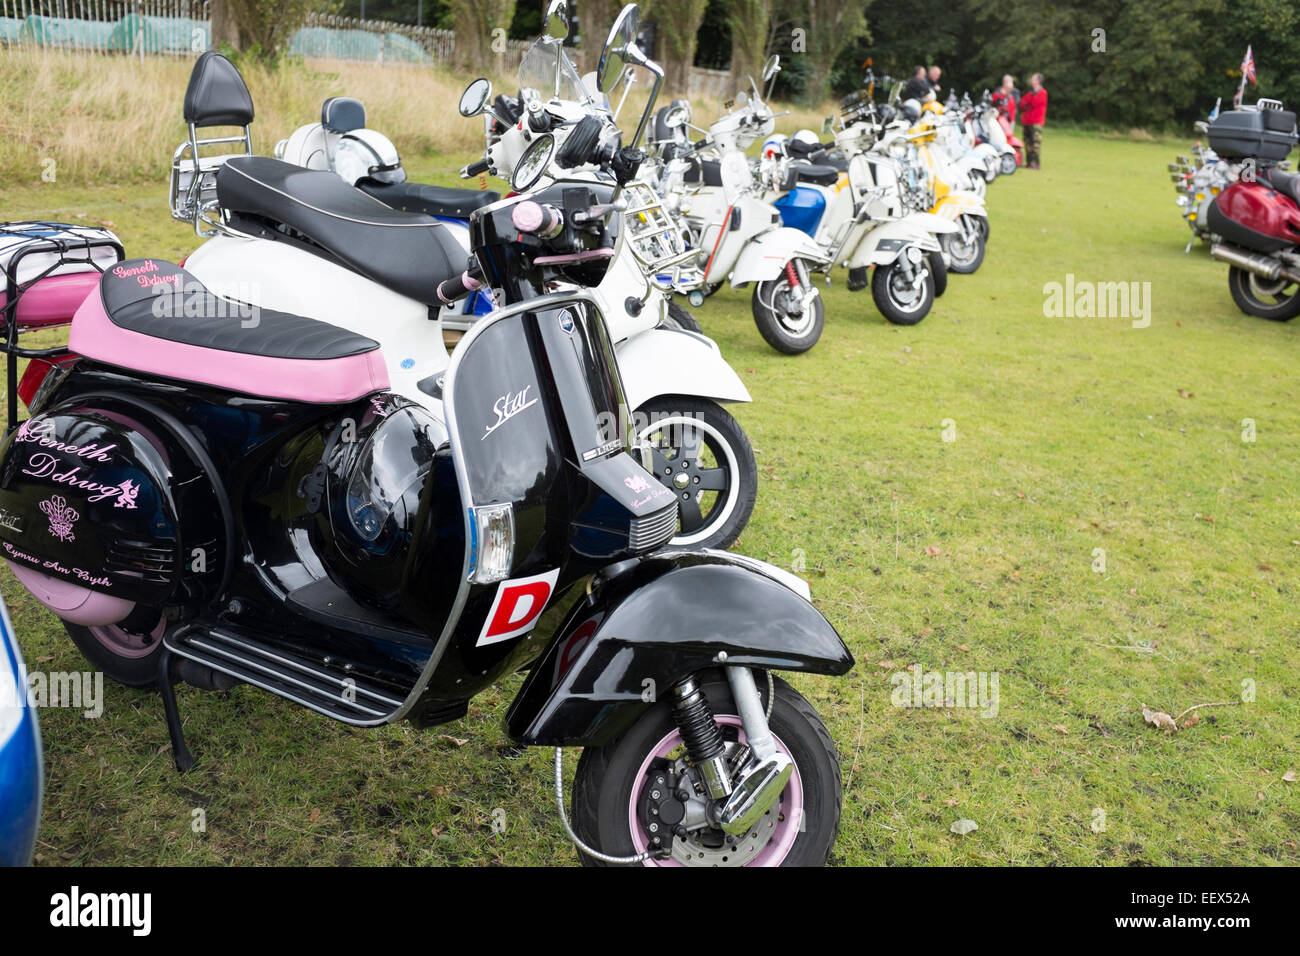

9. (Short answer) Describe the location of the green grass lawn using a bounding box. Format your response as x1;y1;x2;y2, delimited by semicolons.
3;128;1297;866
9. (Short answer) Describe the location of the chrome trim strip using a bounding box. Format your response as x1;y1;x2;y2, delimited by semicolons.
187;638;389;717
205;631;405;707
165;641;388;725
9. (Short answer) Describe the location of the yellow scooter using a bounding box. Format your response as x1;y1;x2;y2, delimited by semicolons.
881;101;990;273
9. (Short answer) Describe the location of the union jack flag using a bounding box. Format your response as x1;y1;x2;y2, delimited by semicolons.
1241;45;1256;84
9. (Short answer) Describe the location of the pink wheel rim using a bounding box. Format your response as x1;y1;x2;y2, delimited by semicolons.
89;618;165;660
628;714;804;867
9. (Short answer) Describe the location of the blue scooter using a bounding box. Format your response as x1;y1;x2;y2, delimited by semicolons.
0;592;41;866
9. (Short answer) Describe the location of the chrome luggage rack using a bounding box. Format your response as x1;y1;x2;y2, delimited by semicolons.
169;121;253;237
0;222;124;434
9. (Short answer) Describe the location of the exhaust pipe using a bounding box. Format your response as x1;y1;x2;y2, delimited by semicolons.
1210;243;1300;283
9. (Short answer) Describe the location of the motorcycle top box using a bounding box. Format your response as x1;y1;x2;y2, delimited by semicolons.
1207;105;1298;161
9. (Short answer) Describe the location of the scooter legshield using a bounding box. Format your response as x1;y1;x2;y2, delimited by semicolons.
504;551;854;746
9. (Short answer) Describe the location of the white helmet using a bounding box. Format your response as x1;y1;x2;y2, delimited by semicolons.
761;133;788;160
792;128;820;147
334;128;407;186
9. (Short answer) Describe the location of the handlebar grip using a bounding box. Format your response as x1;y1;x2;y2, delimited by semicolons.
512;201;562;236
462;158;490;178
437;269;484;305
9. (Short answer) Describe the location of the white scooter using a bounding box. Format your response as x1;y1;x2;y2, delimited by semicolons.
271;94;498;324
167;4;756;550
650;59;832;354
761;130;957;325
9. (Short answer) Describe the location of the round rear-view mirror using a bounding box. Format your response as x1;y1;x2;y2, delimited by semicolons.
598;4;640;94
544;0;569;40
459;77;492;117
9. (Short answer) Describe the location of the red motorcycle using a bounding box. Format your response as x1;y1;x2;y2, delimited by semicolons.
1205;100;1300;320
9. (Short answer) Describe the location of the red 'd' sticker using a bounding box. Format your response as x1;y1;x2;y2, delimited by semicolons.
476;568;561;647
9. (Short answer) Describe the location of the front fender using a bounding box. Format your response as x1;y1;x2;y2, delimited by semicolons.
505;552;854;746
846;216;946;268
616;328;751;411
729;227;830;286
934;192;988;219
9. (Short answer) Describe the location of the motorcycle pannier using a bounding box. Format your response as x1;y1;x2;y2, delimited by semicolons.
1208;108;1299;162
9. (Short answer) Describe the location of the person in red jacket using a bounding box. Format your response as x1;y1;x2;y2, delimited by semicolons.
991;74;1018;124
1019;73;1048;169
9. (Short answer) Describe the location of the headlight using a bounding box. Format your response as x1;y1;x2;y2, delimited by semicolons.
468;503;515;584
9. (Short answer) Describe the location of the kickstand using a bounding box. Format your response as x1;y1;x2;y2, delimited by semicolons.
157;648;195;773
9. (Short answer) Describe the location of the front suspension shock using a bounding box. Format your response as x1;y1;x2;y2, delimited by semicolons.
671;678;732;800
785;260;801;290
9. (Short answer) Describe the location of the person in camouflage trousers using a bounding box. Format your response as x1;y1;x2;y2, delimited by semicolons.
1019;73;1047;169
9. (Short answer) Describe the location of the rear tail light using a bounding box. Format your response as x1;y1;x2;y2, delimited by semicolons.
17;354;77;411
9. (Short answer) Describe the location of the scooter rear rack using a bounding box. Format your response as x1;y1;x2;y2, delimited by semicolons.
0;222;124;435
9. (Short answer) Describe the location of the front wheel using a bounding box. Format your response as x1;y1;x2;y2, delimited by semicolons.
635;397;757;550
751;264;825;354
941;215;986;274
1227;265;1300;320
571;675;842;867
662;300;703;333
1000;152;1018;175
871;256;935;325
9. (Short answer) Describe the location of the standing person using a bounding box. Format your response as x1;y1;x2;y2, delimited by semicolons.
927;65;942;96
1019;73;1047;169
903;65;931;102
991;74;1018;124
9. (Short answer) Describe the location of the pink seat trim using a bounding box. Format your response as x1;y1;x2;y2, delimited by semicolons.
67;289;390;404
0;272;100;329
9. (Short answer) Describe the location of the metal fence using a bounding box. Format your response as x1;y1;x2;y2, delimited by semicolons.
0;1;533;71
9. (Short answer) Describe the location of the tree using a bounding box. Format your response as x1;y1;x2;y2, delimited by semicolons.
210;0;244;51
645;0;711;96
578;0;623;71
801;0;868;104
223;0;322;60
724;0;771;86
448;0;518;71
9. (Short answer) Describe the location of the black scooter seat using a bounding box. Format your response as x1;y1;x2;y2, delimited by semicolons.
792;164;841;187
216;156;466;307
359;180;501;219
1261;166;1300;206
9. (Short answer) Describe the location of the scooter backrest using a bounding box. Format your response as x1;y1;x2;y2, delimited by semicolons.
183;51;255;128
322;97;367;134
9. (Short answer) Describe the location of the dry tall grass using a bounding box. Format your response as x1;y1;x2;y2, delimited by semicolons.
0;47;834;186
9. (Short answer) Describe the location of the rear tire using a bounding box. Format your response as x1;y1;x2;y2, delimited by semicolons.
571;675;842;867
1227;266;1300;320
63;615;166;688
928;251;948;298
